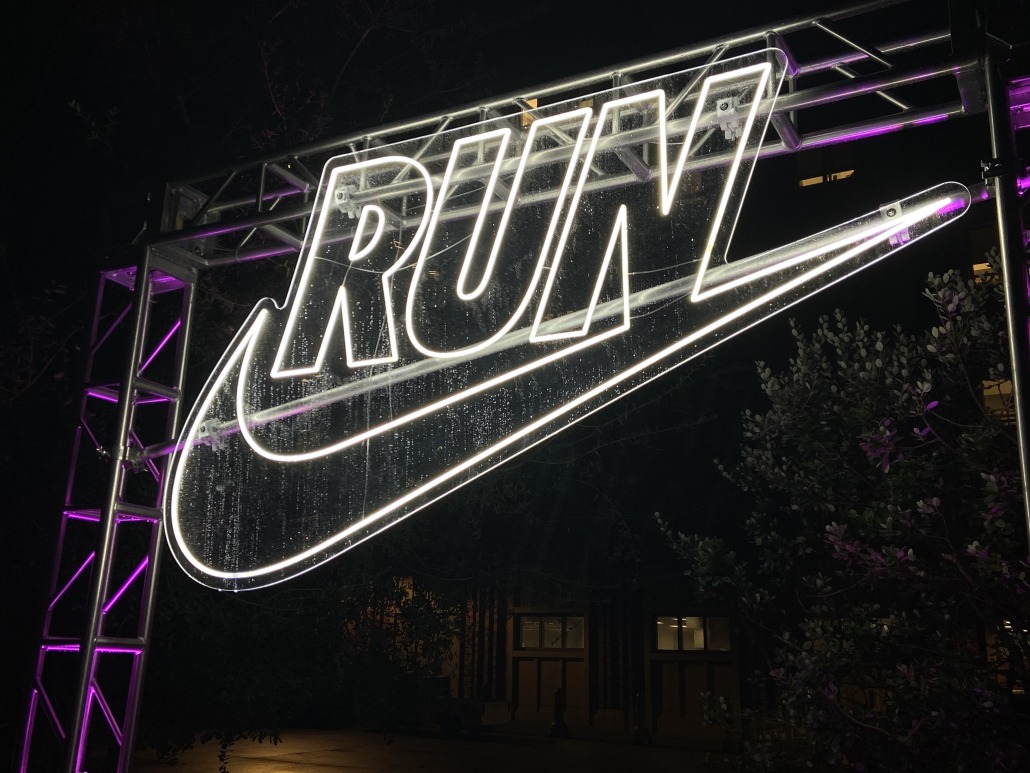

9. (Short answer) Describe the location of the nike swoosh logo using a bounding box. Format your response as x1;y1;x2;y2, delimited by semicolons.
164;50;969;590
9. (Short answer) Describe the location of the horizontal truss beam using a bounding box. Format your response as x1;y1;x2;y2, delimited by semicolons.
157;2;975;270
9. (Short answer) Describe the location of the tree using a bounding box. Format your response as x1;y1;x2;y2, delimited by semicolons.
138;527;466;764
660;250;1030;771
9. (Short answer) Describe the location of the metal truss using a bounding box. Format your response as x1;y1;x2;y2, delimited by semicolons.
19;257;197;772
19;0;1029;769
153;0;983;270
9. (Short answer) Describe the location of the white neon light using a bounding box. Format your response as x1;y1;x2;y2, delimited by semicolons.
451;129;514;301
233;69;776;462
270;156;435;378
530;64;770;341
658;64;771;217
233;193;953;466
170;190;965;583
349;204;387;262
529;90;665;342
235;304;627;463
530;204;630;342
688;66;771;299
166;50;971;589
404;109;593;358
275;66;771;368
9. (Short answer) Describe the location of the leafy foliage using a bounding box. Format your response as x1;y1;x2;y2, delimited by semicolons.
139;537;462;762
661;251;1030;771
0;246;86;406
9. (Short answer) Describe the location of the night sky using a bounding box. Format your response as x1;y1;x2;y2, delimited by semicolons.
1;0;1024;765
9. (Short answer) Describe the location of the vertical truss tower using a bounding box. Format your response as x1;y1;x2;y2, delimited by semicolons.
18;0;1030;769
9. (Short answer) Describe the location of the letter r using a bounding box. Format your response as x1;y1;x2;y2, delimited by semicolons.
272;156;434;377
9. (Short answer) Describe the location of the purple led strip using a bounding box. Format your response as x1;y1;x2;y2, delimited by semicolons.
38;687;66;738
85;387;119;404
805;123;898;148
73;692;92;772
102;557;149;615
66;509;101;522
71;675;139;769
85;387;174;406
90;683;125;743
19;683;66;772
85;387;173;406
88;302;132;360
43;643;143;654
48;552;95;611
138;318;182;375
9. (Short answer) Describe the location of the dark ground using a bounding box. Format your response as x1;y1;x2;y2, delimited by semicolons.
131;726;737;773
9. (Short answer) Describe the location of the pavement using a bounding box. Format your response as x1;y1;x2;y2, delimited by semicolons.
131;726;738;772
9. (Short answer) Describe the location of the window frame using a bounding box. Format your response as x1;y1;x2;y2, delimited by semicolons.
516;613;585;650
654;615;732;653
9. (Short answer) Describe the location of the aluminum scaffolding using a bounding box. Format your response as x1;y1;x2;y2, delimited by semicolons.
19;259;197;773
18;0;1029;769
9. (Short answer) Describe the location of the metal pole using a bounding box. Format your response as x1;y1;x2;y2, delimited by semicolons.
116;266;197;771
984;50;1030;546
63;253;156;773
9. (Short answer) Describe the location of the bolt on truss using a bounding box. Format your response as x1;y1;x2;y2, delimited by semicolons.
18;0;1030;769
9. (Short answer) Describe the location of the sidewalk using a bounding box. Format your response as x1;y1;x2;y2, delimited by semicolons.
132;726;738;772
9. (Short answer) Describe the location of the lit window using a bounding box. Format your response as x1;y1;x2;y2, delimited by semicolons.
983;378;1013;423
972;262;998;284
656;616;731;651
543;616;563;648
799;169;854;187
520;616;541;648
565;616;584;648
706;617;732;651
797;145;853;188
656;616;679;650
520;97;538;128
517;615;585;649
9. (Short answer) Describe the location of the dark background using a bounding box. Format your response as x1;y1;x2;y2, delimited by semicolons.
1;0;1023;765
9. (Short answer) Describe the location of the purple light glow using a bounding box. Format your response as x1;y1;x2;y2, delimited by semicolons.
91;303;133;356
137;395;174;405
81;420;103;453
41;643;82;653
806;124;899;148
85;388;173;406
20;695;39;773
86;387;120;404
102;557;149;614
90;684;125;742
66;509;101;522
48;552;95;610
43;642;143;655
936;197;967;216
26;685;67;746
139;319;182;374
913;114;947;126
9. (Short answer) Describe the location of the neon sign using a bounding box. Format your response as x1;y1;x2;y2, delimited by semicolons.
165;51;969;590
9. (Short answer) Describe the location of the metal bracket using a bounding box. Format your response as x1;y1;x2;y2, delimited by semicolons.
878;199;910;246
197;419;227;450
334;183;361;218
124;446;145;471
715;94;742;140
981;156;1027;180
